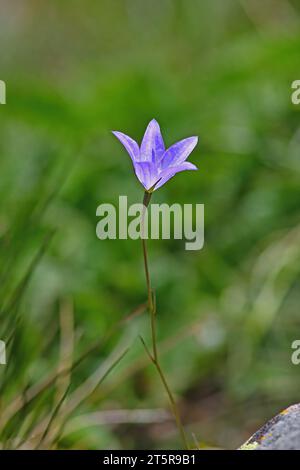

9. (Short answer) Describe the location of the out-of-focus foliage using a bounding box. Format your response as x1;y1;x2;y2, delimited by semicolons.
0;0;300;449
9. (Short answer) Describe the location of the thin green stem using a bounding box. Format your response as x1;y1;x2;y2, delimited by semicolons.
141;191;189;450
141;192;157;361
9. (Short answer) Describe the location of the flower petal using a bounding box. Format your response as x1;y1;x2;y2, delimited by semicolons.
160;136;198;169
133;161;158;190
112;131;140;163
140;119;165;163
154;162;198;190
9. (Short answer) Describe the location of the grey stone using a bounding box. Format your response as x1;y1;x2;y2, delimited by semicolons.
240;404;300;450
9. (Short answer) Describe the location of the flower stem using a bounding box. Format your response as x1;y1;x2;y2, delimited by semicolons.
141;191;189;450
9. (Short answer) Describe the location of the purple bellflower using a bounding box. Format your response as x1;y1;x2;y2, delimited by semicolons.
112;119;198;192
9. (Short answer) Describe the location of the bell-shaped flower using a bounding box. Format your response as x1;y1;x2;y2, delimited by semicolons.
113;119;198;191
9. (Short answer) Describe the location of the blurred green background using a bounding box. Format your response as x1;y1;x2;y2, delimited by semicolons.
0;0;300;450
